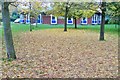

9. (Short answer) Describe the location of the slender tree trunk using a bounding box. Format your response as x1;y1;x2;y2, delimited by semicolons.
29;2;32;31
100;2;106;41
119;16;120;25
118;15;120;29
75;17;77;29
118;16;120;27
30;17;32;31
35;17;38;27
64;2;68;32
36;21;37;27
114;16;119;28
117;15;120;44
115;18;117;28
2;2;16;59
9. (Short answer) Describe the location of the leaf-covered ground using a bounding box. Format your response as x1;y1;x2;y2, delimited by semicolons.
2;29;118;78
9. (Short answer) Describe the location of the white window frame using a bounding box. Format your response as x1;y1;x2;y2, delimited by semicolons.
51;14;57;24
97;14;101;24
81;17;87;24
67;18;73;24
38;14;42;24
26;14;30;24
20;14;24;23
92;14;98;25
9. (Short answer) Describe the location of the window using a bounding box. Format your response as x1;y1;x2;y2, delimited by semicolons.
67;18;73;24
52;16;55;19
92;14;97;24
68;17;71;20
81;17;87;24
51;15;57;24
37;14;42;24
83;17;85;20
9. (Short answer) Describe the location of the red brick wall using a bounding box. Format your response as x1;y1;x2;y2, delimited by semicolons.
58;19;64;24
42;15;51;24
57;18;81;24
77;18;81;24
42;15;92;24
73;18;81;24
87;17;92;24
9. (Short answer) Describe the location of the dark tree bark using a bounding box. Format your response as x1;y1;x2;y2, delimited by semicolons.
100;2;106;41
29;2;32;31
35;17;38;27
74;17;77;29
64;2;68;32
118;16;120;38
118;16;120;26
2;2;16;59
115;18;117;28
30;17;32;31
119;17;120;25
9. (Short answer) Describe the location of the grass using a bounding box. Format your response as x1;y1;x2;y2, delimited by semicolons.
69;24;118;35
29;23;118;36
11;23;30;33
0;23;119;37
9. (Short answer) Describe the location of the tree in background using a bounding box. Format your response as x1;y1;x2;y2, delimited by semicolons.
68;2;97;29
0;5;2;25
99;0;106;41
46;2;74;31
30;1;42;27
18;1;43;30
29;2;32;31
17;1;32;31
11;11;19;21
1;1;16;59
46;2;97;31
107;1;120;26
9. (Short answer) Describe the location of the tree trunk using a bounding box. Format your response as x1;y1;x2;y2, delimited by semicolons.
30;17;32;31
75;17;77;29
118;16;120;27
118;16;120;31
64;3;68;32
29;2;32;31
2;2;16;59
115;18;117;28
36;21;37;27
36;17;38;27
100;2;106;41
119;16;120;25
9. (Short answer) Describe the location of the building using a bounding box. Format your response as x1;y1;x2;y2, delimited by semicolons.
20;12;102;25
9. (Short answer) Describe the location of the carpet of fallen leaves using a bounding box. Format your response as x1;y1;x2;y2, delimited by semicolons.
2;29;118;78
